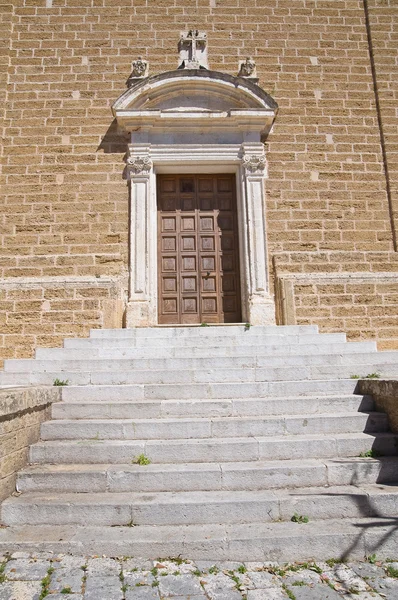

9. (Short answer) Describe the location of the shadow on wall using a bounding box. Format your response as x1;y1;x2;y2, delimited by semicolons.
97;118;130;155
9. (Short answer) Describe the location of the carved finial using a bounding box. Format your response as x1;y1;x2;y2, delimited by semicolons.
178;29;208;69
127;57;149;87
238;57;257;78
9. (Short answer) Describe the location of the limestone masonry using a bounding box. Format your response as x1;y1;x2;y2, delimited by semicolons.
1;0;398;363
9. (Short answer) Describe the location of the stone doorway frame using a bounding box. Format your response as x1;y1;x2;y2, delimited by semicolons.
112;69;278;327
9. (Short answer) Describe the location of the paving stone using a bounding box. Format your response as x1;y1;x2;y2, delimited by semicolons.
83;575;123;600
3;559;49;581
122;558;153;571
366;576;398;597
201;571;242;600
246;570;280;588
349;562;385;579
52;555;87;570
124;587;160;600
154;559;197;574
285;583;342;599
166;597;208;600
86;557;120;576
47;596;83;600
331;564;369;592
247;588;286;600
284;568;322;585
49;569;83;593
123;570;155;586
345;594;384;599
0;581;41;600
157;572;204;596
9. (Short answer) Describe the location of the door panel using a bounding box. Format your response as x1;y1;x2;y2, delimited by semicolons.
158;174;241;324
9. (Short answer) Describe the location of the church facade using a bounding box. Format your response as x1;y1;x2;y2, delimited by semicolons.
1;0;397;366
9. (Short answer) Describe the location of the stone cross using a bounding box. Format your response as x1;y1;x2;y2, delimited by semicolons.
179;29;208;69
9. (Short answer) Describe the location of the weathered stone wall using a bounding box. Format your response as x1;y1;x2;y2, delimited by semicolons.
366;0;398;251
359;379;398;433
0;387;60;501
0;278;124;368
0;0;397;361
274;251;398;350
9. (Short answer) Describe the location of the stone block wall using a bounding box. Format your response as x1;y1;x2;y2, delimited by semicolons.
0;278;124;368
0;0;397;361
0;387;60;501
274;251;398;349
359;380;398;433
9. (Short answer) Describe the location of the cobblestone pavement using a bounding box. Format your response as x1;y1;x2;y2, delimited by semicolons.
0;553;397;600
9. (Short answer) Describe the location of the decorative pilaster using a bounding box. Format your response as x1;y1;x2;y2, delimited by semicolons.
125;144;157;327
241;144;275;325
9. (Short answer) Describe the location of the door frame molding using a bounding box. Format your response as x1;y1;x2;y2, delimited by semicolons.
125;143;275;327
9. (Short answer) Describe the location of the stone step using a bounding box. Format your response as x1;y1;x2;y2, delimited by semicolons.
7;351;398;373
90;324;320;338
35;340;378;360
60;380;360;401
16;457;398;494
0;518;396;561
3;484;398;527
3;364;397;386
40;412;389;441
51;394;375;420
63;332;348;349
29;432;398;465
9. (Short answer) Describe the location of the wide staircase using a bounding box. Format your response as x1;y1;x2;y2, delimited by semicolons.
1;324;398;560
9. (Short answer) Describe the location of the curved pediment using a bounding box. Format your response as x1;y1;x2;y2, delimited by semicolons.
113;69;277;113
112;69;278;140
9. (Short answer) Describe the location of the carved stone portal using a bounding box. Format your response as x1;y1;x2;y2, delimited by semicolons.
112;46;279;328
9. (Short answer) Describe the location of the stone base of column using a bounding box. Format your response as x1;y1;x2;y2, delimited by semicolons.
247;296;276;325
125;301;157;328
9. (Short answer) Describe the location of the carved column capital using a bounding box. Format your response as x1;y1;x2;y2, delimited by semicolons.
242;154;266;175
127;146;153;177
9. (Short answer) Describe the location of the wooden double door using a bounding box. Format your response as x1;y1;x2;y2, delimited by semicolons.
157;174;242;324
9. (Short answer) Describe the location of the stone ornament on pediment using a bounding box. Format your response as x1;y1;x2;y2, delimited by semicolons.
242;154;266;174
239;57;257;78
126;155;152;175
131;58;148;77
127;58;149;88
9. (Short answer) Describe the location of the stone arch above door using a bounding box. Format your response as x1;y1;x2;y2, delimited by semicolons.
112;68;278;327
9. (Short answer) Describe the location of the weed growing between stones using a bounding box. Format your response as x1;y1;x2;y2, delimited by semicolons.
359;449;380;458
326;558;344;567
53;379;69;386
282;583;296;599
208;565;219;575
291;513;309;524
39;565;54;599
237;564;247;574
133;454;151;465
386;565;398;578
367;553;377;564
60;587;72;594
0;556;9;583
